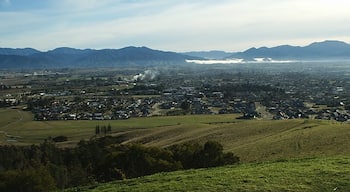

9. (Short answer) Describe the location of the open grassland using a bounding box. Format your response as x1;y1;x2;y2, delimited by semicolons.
66;155;350;192
1;108;350;162
0;108;239;146
2;107;350;191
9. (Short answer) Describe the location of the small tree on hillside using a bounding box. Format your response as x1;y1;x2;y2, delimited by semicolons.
180;100;191;111
107;124;112;134
102;125;107;135
95;125;100;135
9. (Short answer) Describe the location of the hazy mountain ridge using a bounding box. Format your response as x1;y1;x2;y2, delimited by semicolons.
231;40;350;59
0;48;41;56
183;40;350;60
1;40;350;69
0;46;199;69
183;51;232;59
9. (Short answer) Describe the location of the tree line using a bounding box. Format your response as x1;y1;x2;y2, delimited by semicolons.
0;137;239;191
95;124;112;136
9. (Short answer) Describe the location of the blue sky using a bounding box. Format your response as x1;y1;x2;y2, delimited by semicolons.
1;0;350;51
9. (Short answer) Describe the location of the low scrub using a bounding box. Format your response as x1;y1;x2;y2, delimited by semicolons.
0;137;239;191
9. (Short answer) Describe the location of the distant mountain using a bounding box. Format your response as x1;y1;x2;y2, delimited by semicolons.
47;47;94;55
230;40;350;59
0;46;199;69
2;40;350;69
0;48;40;56
183;51;233;59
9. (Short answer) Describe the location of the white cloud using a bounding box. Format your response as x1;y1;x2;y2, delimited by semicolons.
1;0;350;51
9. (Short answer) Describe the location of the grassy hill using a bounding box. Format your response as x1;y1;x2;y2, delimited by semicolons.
66;155;350;192
2;107;350;191
1;108;350;162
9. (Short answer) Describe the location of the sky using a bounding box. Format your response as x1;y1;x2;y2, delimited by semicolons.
1;0;350;52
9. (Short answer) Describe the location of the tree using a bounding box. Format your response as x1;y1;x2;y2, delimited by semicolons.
48;163;68;190
170;141;240;169
52;135;68;142
107;123;112;134
198;140;224;167
170;142;202;169
102;125;107;135
112;144;181;178
180;100;191;111
95;125;100;135
198;141;240;168
0;166;57;192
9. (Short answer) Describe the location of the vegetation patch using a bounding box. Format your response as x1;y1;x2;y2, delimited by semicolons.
52;135;68;142
0;138;238;191
66;156;350;192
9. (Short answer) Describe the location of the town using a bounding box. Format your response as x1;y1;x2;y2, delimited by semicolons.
2;62;350;122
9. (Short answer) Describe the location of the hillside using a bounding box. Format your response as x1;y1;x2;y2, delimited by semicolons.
115;118;350;162
66;155;350;192
1;108;350;162
2;108;350;191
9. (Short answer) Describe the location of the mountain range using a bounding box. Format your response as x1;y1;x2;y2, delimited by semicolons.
232;40;350;60
184;40;350;60
1;40;350;69
0;46;199;69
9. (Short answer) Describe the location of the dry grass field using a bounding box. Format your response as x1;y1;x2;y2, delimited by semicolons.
1;107;350;162
2;107;350;192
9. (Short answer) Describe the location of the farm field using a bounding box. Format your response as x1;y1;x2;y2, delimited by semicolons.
1;107;350;162
66;155;350;192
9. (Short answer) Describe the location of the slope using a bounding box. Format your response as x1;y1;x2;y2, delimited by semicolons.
1;108;350;163
66;155;350;192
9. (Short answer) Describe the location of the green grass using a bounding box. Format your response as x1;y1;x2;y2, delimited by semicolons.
2;107;350;191
0;107;239;146
2;108;350;162
65;155;350;192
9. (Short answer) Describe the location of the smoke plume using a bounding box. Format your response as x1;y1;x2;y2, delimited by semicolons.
133;70;159;81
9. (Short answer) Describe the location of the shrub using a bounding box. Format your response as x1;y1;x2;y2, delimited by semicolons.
52;135;68;142
170;141;240;169
0;166;56;192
